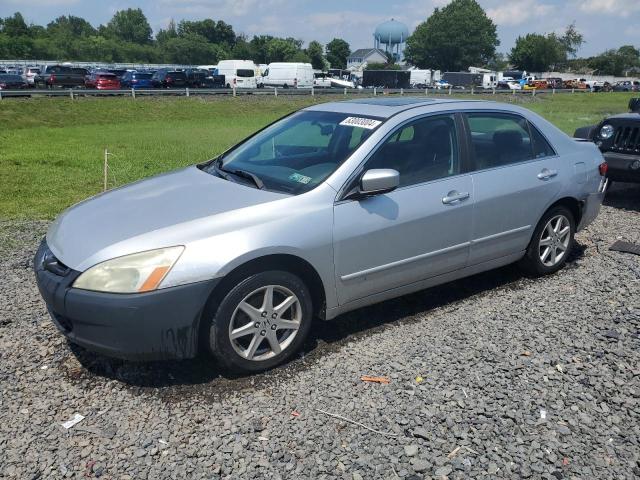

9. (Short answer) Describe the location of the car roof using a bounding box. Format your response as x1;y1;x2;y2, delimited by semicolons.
305;97;484;119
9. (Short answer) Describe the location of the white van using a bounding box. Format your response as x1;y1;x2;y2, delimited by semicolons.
264;63;314;89
215;60;257;89
409;69;432;88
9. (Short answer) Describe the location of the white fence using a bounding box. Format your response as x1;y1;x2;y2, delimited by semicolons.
0;86;611;100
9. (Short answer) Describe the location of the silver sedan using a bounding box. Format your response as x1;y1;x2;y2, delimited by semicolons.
35;97;608;372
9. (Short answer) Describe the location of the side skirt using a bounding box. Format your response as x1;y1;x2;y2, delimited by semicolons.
324;251;525;320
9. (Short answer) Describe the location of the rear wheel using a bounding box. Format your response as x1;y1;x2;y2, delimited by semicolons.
520;206;575;276
207;270;313;373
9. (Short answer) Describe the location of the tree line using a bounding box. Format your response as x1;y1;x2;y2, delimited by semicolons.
1;1;639;77
405;0;638;77
0;10;352;70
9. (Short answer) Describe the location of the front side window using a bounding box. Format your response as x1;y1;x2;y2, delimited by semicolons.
466;113;533;170
203;111;382;194
365;115;460;187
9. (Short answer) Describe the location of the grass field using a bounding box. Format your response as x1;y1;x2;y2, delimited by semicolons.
0;92;636;219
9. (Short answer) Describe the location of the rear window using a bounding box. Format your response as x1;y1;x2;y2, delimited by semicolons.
73;68;88;75
168;72;186;79
0;74;23;82
237;69;254;78
28;68;40;74
134;73;152;79
47;66;71;74
98;74;116;79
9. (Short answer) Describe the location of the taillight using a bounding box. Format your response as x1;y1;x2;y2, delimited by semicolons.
233;78;237;85
50;74;56;83
0;83;6;89
294;78;298;87
599;162;608;176
132;79;138;83
166;77;173;83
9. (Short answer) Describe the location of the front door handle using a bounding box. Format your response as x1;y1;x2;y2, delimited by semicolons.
537;168;558;180
442;191;470;205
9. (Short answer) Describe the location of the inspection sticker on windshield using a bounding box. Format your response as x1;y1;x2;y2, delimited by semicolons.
289;173;312;184
340;117;382;130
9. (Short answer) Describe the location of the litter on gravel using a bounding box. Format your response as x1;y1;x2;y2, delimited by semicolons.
61;413;85;429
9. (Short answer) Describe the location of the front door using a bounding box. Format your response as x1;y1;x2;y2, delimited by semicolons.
333;114;474;305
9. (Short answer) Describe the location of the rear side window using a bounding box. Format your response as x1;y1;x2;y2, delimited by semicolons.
530;124;556;158
466;113;532;170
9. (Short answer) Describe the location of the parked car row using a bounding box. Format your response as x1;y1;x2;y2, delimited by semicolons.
0;64;228;90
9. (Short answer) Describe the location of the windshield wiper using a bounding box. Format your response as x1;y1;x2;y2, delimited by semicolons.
215;159;265;190
226;169;265;190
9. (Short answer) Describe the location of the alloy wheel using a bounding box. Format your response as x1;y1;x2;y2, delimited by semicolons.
228;285;302;361
539;214;571;267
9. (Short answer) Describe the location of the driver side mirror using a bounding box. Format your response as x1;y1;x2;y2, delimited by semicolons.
345;169;399;200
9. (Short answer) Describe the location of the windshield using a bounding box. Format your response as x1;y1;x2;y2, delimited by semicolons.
203;110;382;194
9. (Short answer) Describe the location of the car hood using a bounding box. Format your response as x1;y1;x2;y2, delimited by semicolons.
47;166;289;271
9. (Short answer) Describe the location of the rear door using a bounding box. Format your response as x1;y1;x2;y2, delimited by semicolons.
333;113;474;305
463;112;562;265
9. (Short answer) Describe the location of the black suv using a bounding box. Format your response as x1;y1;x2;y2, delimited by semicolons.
184;68;225;88
36;65;87;88
575;98;640;183
151;69;188;89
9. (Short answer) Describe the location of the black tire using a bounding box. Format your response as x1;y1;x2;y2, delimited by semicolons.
283;84;289;89
207;270;313;373
519;206;576;276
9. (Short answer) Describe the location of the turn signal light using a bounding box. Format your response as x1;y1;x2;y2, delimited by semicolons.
599;162;608;176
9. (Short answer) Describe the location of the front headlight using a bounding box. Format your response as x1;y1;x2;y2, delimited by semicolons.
73;246;184;293
599;124;615;139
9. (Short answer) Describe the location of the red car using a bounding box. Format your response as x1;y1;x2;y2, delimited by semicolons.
85;72;121;90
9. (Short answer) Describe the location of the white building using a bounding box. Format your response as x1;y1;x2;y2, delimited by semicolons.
347;49;388;71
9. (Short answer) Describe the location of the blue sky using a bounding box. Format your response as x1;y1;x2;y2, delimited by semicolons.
1;0;639;56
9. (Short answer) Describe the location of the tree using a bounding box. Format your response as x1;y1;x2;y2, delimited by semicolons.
1;12;30;37
231;38;253;60
559;22;584;59
177;19;235;46
405;0;498;71
510;33;565;72
161;33;228;64
156;19;178;44
105;8;152;44
306;40;325;70
588;46;640;76
326;38;350;69
266;38;299;62
47;15;96;38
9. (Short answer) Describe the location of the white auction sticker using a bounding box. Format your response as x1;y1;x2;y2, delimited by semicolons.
339;117;382;130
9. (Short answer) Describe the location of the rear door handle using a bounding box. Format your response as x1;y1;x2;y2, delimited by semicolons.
537;168;558;180
442;191;470;205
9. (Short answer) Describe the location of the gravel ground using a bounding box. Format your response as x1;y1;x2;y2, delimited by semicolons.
1;183;638;480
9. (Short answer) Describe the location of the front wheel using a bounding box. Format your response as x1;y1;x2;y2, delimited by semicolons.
207;271;313;373
520;206;575;276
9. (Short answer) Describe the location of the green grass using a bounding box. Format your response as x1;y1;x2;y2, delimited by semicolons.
0;92;636;219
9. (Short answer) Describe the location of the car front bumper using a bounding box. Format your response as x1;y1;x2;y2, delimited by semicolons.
34;242;218;361
603;152;640;182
